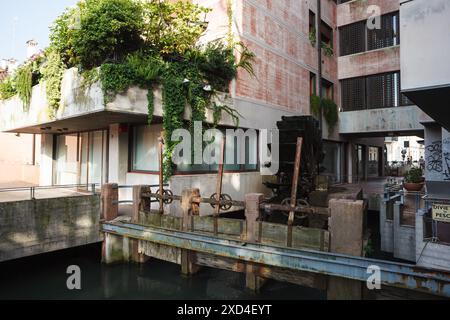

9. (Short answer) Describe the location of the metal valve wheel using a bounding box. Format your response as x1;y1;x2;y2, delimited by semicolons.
210;193;233;211
156;189;174;204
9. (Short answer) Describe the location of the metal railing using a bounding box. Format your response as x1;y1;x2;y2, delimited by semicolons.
0;183;99;200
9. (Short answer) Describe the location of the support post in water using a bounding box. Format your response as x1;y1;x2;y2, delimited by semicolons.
181;188;201;275
131;185;151;263
214;137;226;236
287;137;303;247
101;183;118;222
244;193;266;292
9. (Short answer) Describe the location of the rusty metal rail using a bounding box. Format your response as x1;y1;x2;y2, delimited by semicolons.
102;221;450;298
141;192;328;215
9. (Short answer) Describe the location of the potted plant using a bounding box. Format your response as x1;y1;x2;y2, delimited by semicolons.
403;167;425;191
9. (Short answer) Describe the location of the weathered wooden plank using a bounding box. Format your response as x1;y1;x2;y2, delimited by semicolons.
257;266;327;290
292;226;330;251
258;222;288;246
161;215;182;230
139;240;181;264
195;252;245;272
195;252;326;290
139;211;161;227
193;217;243;237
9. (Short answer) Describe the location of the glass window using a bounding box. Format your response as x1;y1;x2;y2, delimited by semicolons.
321;141;342;184
131;126;160;172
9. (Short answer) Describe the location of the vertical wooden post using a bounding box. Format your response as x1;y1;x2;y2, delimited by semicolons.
244;193;266;292
101;183;118;221
327;199;364;300
181;188;201;275
131;185;151;263
287;137;303;247
158;137;164;214
214;137;226;236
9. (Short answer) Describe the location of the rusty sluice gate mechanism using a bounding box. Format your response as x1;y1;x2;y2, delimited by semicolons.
263;116;324;224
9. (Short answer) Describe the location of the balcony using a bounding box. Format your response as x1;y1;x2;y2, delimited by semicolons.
0;68;237;134
339;105;427;136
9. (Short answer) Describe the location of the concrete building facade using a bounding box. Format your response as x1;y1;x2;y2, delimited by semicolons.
0;0;433;206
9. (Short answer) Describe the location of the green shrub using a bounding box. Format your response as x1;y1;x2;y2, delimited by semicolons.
404;167;423;183
0;77;17;100
41;49;66;116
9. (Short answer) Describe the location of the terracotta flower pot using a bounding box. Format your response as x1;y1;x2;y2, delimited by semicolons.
403;182;424;192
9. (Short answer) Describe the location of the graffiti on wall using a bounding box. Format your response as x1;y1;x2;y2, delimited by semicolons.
426;141;442;173
444;138;450;181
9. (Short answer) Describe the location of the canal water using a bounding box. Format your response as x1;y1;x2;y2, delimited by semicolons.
0;244;325;300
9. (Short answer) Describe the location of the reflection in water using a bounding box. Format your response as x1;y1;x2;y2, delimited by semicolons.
0;244;325;300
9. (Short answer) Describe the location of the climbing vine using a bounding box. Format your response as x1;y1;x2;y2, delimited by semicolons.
0;0;255;182
310;94;339;133
41;50;66;116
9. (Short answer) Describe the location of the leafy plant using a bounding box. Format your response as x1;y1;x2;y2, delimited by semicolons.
0;77;17;100
14;64;33;110
310;95;339;133
41;49;66;116
309;28;316;47
404;167;423;183
321;41;334;57
310;94;321;117
321;98;338;132
141;0;210;55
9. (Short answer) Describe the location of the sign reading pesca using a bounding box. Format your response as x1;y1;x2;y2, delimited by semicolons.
432;204;450;223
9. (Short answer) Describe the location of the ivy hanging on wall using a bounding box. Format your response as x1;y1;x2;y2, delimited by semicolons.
0;0;255;182
310;94;339;133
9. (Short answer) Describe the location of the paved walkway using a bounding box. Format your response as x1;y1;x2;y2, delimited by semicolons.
0;187;93;203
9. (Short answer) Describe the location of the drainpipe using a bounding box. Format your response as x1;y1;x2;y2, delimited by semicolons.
317;0;323;132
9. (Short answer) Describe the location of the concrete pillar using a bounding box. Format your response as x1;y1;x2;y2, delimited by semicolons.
102;233;130;264
108;124;129;198
101;183;118;221
244;193;266;292
327;199;364;300
346;142;354;184
180;188;201;275
131;185;151;263
40;133;53;186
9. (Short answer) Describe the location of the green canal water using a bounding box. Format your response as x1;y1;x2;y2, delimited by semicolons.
0;244;325;300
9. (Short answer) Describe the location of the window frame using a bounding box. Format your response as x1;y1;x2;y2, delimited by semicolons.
128;124;260;175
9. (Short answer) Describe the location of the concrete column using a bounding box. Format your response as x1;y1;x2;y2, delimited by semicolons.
346;142;354;184
327;199;364;300
101;183;118;221
131;185;151;263
108;124;129;198
180;188;201;275
102;233;130;264
244;193;266;292
39;133;54;186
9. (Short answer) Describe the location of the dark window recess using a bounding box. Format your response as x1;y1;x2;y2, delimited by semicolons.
339;12;400;56
367;12;399;51
341;77;366;111
320;21;333;47
366;72;396;109
340;21;366;56
341;71;413;111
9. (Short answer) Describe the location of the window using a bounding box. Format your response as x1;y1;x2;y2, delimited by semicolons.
321;79;334;100
130;125;259;174
309;10;316;35
339;12;400;56
367;12;399;51
131;125;161;172
320;21;333;48
340;21;366;56
341;72;413;111
310;72;317;96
